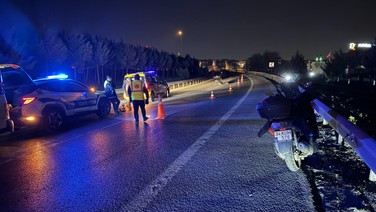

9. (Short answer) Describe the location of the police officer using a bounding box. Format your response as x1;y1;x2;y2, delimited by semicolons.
104;75;120;115
127;74;149;122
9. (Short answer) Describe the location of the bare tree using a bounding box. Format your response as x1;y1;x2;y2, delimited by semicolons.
40;29;68;74
92;36;111;84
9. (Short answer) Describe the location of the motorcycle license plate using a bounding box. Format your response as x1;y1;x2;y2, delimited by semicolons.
274;130;292;142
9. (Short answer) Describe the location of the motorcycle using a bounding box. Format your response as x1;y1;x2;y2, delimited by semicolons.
256;82;318;171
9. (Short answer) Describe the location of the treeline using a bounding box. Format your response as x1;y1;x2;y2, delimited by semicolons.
0;28;206;85
324;38;376;81
246;38;376;83
246;51;308;76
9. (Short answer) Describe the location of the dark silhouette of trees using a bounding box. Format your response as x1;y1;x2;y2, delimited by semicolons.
363;39;376;77
0;25;38;72
289;51;307;75
324;50;348;80
0;28;205;85
39;29;68;75
246;51;281;72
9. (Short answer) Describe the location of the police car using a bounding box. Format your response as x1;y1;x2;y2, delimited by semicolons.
20;74;111;130
123;71;170;102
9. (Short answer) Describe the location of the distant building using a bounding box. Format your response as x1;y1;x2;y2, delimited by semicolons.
199;59;246;73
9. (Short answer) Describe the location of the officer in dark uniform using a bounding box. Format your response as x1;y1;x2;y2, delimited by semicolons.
104;75;120;115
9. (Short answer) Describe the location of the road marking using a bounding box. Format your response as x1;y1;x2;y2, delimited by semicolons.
0;78;233;165
121;77;254;211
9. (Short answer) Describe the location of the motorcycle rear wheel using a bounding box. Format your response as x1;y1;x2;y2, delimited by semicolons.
284;150;301;171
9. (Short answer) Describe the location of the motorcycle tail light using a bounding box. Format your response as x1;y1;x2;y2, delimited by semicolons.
22;97;36;105
268;128;274;135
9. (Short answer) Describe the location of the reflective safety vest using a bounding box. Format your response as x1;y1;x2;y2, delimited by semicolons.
131;80;145;100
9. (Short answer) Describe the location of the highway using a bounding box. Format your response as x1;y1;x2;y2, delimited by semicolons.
0;74;315;211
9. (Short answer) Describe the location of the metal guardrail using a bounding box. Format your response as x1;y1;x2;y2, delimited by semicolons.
251;71;376;181
167;78;207;90
114;77;207;94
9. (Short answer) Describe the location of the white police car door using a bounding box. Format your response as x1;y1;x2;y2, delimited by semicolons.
53;81;98;115
67;81;98;113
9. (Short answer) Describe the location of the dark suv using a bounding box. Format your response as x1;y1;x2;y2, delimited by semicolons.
0;64;35;108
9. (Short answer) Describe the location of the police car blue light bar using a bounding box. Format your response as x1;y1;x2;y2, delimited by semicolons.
145;71;155;74
46;74;68;79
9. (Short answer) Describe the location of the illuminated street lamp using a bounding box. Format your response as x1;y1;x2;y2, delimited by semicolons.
177;30;183;56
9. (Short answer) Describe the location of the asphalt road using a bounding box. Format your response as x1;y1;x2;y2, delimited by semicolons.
0;74;315;211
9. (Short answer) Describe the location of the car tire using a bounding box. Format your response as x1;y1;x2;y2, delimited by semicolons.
43;108;65;131
97;98;111;118
165;89;170;98
6;119;14;133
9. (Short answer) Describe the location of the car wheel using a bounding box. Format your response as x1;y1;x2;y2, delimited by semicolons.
43;108;65;130
6;119;14;133
165;89;170;98
97;98;111;118
151;92;155;102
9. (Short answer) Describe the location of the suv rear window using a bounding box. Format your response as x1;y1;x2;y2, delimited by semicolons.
36;80;88;92
1;68;34;87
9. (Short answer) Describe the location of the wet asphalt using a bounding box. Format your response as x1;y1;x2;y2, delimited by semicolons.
0;75;315;211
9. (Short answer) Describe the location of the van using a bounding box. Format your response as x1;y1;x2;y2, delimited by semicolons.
123;71;170;102
0;64;34;132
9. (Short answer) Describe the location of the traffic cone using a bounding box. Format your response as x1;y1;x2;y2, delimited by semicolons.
228;84;233;92
210;91;215;99
237;78;240;85
157;94;166;119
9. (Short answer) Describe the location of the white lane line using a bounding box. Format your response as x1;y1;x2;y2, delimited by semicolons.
121;77;254;211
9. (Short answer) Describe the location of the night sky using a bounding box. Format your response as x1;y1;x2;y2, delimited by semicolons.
2;0;376;60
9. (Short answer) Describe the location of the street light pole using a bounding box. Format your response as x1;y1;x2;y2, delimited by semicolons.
178;30;183;56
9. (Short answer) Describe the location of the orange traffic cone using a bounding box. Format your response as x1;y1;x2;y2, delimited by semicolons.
157;94;166;119
210;91;215;99
229;84;233;92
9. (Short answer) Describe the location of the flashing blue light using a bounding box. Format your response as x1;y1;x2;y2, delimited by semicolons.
145;67;157;75
46;74;69;79
145;71;156;75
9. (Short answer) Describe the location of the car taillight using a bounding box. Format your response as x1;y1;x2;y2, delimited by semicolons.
22;97;36;105
145;82;148;89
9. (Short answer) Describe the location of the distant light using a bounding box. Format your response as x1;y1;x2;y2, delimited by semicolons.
47;74;68;79
283;73;293;82
309;72;315;77
90;87;96;92
349;43;356;50
178;30;183;36
145;70;156;75
358;43;372;48
349;42;372;50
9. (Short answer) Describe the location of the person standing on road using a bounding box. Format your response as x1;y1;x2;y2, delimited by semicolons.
127;74;149;122
104;75;120;115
